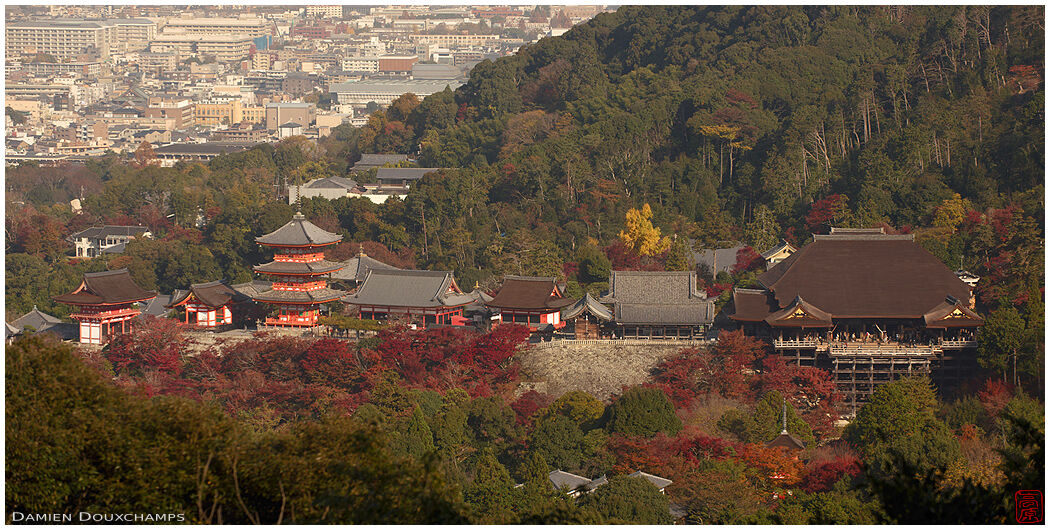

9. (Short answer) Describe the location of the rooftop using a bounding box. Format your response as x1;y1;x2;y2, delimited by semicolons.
255;212;342;247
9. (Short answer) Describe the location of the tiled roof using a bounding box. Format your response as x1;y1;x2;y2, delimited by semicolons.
342;269;474;308
627;471;673;490
601;271;714;325
561;293;613;321
254;260;345;275
303;176;358;190
486;276;573;311
548;470;591;492
167;280;247;308
54;269;156;306
766;432;806;451
12;306;63;332
255;212;342;247
69;225;150;240
329;250;400;282
757;232;973;318
251;287;346;304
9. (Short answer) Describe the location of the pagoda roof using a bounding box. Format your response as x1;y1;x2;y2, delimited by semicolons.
54;269;156;306
329;248;400;282
600;271;714;325
251;287;346;305
255;212;342;247
766;431;806;451
561;293;613;322
923;299;984;328
342;269;474;309
757;230;973;319
6;322;19;339
765;296;833;328
486;276;572;311
167;280;247;309
254;259;345;275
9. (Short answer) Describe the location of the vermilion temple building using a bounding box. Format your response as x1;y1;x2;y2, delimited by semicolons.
725;228;983;411
250;212;346;327
342;269;475;326
487;276;574;332
166;280;250;328
54;269;156;344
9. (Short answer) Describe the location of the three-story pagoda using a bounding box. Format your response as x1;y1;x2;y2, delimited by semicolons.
251;212;346;327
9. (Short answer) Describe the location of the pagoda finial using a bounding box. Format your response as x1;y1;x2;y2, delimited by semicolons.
473;281;480;289
781;400;788;435
293;211;305;220
358;244;366;257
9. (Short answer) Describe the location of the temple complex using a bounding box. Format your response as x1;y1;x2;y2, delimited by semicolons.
342;269;474;326
486;276;574;332
725;228;983;412
250;212;346;327
54;269;156;344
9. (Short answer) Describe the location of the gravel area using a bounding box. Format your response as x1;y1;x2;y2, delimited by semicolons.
518;340;700;401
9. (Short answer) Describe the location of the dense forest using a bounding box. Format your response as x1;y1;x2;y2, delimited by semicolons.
4;6;1045;523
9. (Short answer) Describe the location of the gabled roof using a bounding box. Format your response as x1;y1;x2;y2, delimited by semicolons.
486;276;572;311
12;306;63;332
923;299;984;328
757;231;973;319
764;296;833;328
329;248;400;282
341;269;474;308
548;470;592;492
627;471;673;490
761;240;797;259
303;176;358;190
69;225;150;240
140;294;175;318
255;211;342;247
6;322;20;338
167;280;247;309
561;293;613;322
601;271;714;325
54;269;156;306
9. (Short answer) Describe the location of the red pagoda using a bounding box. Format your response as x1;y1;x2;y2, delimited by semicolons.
251;212;346;327
54;269;156;344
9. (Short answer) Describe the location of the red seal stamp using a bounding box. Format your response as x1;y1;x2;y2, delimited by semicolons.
1016;490;1043;524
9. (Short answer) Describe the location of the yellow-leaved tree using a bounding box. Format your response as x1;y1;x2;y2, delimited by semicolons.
619;203;671;257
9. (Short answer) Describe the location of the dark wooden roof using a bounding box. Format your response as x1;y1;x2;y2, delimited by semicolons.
486;276;572;311
923;300;985;328
766;431;806;451
54;269;156;306
765;296;833;328
167;280;247;309
728;289;776;322
757;234;973;319
255;212;342;247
